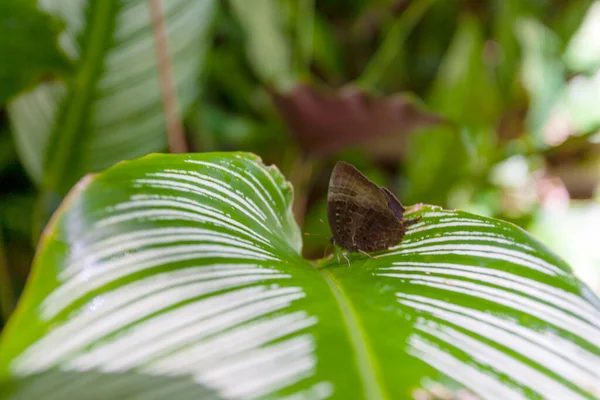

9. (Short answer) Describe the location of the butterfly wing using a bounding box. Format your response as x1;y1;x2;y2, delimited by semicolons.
327;162;405;252
381;187;405;219
352;204;408;252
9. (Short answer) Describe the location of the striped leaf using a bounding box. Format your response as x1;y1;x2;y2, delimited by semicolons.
8;0;216;194
1;152;599;399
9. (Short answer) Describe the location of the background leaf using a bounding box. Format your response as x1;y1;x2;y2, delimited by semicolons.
428;13;501;128
272;84;443;158
403;125;469;207
0;0;71;103
8;0;216;194
228;0;295;90
516;18;565;146
1;152;599;399
564;1;600;74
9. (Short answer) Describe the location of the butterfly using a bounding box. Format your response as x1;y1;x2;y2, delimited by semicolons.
327;161;420;263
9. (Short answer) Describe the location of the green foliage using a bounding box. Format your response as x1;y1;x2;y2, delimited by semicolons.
359;0;438;90
2;2;600;395
428;14;501;128
516;18;565;146
8;0;216;194
564;2;600;73
6;0;217;240
229;0;295;89
0;153;599;399
0;0;71;103
403;125;468;206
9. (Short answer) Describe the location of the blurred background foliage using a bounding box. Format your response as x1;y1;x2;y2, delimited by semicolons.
2;0;600;331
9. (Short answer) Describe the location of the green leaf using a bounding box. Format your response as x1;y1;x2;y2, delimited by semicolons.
8;0;216;194
420;13;501;199
518;14;600;142
308;13;345;81
492;0;539;98
1;152;600;399
529;203;600;295
516;18;565;145
403;125;469;207
228;0;295;90
0;0;72;103
358;0;438;90
555;70;600;134
563;1;600;73
427;14;502;128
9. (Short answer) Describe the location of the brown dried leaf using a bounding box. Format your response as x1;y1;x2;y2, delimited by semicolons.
272;84;444;159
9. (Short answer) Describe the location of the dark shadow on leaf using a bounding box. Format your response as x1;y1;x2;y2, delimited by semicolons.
0;369;221;400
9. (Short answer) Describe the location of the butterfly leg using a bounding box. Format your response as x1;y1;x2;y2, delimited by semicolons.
342;251;351;268
323;241;335;259
405;215;422;226
358;249;373;259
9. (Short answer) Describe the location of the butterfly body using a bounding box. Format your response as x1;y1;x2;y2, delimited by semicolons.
327;161;420;254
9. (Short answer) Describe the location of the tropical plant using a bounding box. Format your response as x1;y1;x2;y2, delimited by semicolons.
3;1;600;397
4;0;216;234
1;152;599;399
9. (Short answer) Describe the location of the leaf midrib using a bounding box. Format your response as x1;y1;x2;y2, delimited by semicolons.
320;269;388;400
43;1;117;194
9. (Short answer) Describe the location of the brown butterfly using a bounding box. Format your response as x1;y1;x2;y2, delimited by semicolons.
327;161;420;263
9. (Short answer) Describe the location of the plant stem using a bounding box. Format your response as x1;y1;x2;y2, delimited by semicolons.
0;228;15;321
288;154;316;227
359;0;437;89
295;0;315;77
43;1;116;195
149;0;187;153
